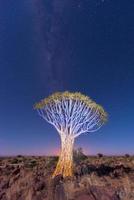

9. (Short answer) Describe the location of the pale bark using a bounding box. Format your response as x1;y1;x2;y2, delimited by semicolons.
52;134;74;178
36;92;107;178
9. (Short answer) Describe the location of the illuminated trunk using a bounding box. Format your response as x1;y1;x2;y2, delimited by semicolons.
52;134;74;178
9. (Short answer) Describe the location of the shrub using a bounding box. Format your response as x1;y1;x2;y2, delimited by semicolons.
28;160;37;168
11;158;19;164
46;156;58;169
73;147;87;164
97;153;103;158
125;154;130;158
17;155;23;158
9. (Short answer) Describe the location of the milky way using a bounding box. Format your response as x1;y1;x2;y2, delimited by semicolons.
32;0;73;93
31;0;106;94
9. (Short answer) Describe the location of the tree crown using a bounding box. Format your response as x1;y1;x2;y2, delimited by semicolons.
34;91;107;123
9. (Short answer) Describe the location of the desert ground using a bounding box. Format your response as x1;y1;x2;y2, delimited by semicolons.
0;154;134;200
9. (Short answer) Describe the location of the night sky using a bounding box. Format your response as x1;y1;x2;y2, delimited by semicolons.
1;0;134;155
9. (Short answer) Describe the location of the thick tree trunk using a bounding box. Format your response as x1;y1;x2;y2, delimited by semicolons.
52;135;74;178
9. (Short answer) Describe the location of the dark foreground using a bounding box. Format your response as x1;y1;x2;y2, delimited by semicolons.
0;155;134;200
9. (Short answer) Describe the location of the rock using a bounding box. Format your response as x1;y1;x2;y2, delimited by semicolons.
0;156;134;200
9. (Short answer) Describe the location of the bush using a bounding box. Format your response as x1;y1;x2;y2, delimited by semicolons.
125;154;130;158
11;158;19;164
17;155;23;158
73;147;87;164
29;160;38;168
97;153;103;158
46;156;58;169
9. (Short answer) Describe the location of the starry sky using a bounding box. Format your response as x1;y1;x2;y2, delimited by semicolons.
0;0;134;156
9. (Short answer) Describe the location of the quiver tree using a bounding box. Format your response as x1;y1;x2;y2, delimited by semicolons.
34;91;107;177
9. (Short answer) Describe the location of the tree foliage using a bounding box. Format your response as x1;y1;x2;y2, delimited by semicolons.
34;91;107;138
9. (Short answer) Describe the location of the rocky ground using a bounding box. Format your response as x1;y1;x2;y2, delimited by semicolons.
0;155;134;200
